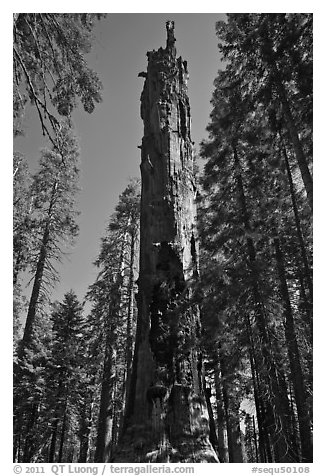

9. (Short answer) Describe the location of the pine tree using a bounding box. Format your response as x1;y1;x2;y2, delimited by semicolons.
85;180;140;462
22;125;80;349
46;291;85;463
215;14;312;210
14;126;81;462
198;15;312;462
13;308;53;462
13;153;34;286
13;13;104;145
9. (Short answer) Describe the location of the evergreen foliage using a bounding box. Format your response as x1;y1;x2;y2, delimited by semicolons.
22;125;80;349
198;13;312;463
86;179;140;462
13;13;312;463
13;13;104;145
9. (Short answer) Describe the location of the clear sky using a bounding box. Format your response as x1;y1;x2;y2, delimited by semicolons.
14;13;226;305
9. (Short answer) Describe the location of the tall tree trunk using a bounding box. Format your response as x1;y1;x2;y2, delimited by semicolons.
78;428;89;462
48;418;59;463
277;84;313;211
261;32;313;211
95;236;127;462
233;146;293;462
94;327;115;463
58;406;67;463
229;408;243;463
21;402;39;462
22;223;50;345
14;184;56;461
219;355;243;463
121;230;136;417
288;382;301;460
22;180;57;347
13;237;25;286
204;383;219;453
115;22;218;463
214;362;228;463
78;401;92;463
280;140;313;344
48;380;65;463
273;237;313;462
297;268;313;343
220;367;234;463
245;314;271;462
252;416;259;463
281;139;313;300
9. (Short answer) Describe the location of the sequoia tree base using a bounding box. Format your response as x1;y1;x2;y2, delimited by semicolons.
113;384;219;463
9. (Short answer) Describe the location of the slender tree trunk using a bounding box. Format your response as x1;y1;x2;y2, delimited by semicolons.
281;139;313;300
275;363;300;460
262;39;313;211
78;401;92;463
121;302;141;428
58;407;67;463
48;379;65;463
78;429;89;462
288;383;301;460
95;237;127;462
248;239;292;462
22;402;39;462
94;330;115;463
48;418;59;463
233;146;293;462
297;268;313;342
111;391;119;450
13;198;34;286
22;181;57;347
277;84;313;211
22;224;50;345
252;416;259;463
245;314;271;462
204;384;219;453
280;140;313;344
273;237;313;462
229;406;244;463
221;380;233;462
13;241;24;286
214;362;228;462
219;355;243;463
219;356;239;463
120;229;136;418
125;231;136;386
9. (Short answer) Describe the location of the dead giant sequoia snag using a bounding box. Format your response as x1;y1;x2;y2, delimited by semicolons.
114;22;218;463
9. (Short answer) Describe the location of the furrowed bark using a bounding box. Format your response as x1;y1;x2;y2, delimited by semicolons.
114;22;218;463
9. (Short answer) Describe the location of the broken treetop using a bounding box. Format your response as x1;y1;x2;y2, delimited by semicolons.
138;22;196;275
138;20;189;93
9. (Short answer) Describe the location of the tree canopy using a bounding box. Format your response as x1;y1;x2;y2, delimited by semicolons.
13;13;104;147
13;13;313;464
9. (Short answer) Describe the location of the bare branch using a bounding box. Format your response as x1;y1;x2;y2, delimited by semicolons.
13;45;59;149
